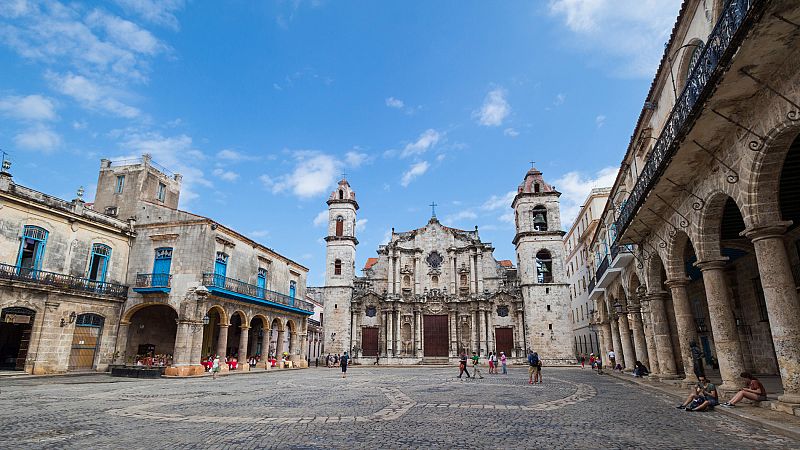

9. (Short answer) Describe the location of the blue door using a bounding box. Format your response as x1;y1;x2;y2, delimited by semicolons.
152;247;172;287
257;268;266;298
17;226;48;278
289;281;296;305
88;244;111;283
214;252;228;287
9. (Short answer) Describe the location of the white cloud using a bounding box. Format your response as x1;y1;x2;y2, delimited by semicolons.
48;72;140;118
14;125;61;152
385;97;404;109
113;0;185;30
85;10;164;55
400;160;429;187
555;166;618;227
444;210;477;223
72;120;88;129
400;129;441;158
313;210;328;227
217;149;256;161
249;229;270;239
596;114;607;128
474;87;510;127
356;218;368;232
345;150;369;168
482;191;516;211
269;151;339;198
212;168;239;182
503;127;519;137
0;94;57;121
499;211;515;224
548;0;682;77
554;93;566;106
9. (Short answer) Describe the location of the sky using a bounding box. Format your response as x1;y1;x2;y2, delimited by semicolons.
0;0;682;287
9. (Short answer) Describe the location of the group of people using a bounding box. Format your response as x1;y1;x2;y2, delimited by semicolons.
133;353;173;367
677;372;767;412
324;353;344;368
456;351;509;379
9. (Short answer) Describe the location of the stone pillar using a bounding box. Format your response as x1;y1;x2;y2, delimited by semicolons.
173;321;193;366
414;310;422;357
299;332;308;366
599;320;612;356
477;251;485;294
276;328;285;356
449;309;457;356
696;259;745;393
649;292;678;377
745;223;800;404
643;308;660;375
478;308;487;354
629;309;649;369
115;322;130;358
472;310;479;353
618;313;635;370
216;325;229;358
414;256;420;295
392;309;399;357
610;316;624;367
664;278;698;381
189;325;203;365
485;309;494;353
238;326;249;368
388;254;394;294
387;309;394;357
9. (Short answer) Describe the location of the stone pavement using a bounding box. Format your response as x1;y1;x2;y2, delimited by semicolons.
0;366;797;449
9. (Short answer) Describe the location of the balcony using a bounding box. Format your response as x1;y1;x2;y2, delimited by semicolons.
614;0;759;245
588;276;596;295
595;256;609;284
133;273;172;294
0;262;127;299
202;273;313;314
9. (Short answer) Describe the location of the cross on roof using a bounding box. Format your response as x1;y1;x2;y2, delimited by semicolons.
341;171;347;181
429;201;438;218
530;161;536;168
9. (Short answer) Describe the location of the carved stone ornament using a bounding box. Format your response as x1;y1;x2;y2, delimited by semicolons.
497;305;509;317
365;305;377;317
426;251;443;269
458;262;470;273
425;300;445;315
400;264;413;275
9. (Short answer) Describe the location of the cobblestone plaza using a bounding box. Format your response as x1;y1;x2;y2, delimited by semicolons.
0;367;796;449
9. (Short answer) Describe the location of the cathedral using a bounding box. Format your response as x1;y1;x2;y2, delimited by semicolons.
321;166;573;364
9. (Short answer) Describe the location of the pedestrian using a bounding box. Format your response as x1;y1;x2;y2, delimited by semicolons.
326;353;331;368
457;351;471;378
211;355;221;380
340;351;350;378
500;351;507;374
527;350;541;384
580;353;586;369
487;351;495;374
690;341;705;378
471;352;484;379
633;360;649;377
595;354;604;374
607;349;616;369
334;354;339;367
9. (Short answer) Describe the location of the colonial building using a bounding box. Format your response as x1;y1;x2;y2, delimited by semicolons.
0;161;133;374
586;0;800;410
564;187;610;356
321;167;574;364
305;287;324;364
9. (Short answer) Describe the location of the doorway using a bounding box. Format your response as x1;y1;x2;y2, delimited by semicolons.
423;315;449;357
362;327;378;356
495;327;513;357
68;313;105;370
0;307;35;370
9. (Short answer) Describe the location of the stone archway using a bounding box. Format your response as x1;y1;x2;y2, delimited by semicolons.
125;304;177;365
201;305;227;359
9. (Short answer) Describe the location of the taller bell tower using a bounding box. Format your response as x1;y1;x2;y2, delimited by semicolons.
323;178;359;355
512;166;573;362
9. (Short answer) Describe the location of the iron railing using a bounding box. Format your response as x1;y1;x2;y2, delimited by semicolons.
0;263;128;298
614;0;758;244
610;244;633;261
202;273;313;312
588;276;596;294
596;255;609;282
135;273;172;288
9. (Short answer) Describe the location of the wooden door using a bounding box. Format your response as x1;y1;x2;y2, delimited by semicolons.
495;328;513;357
362;327;379;356
68;326;100;370
423;315;449;357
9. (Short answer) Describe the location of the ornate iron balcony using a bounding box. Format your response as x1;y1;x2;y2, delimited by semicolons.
0;262;128;298
596;256;609;282
588;276;596;294
614;0;758;244
135;273;172;288
202;273;313;313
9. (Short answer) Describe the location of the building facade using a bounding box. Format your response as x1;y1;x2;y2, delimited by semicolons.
564;188;610;357
586;0;800;410
321;167;574;364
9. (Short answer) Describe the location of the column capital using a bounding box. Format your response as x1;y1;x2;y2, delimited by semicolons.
645;291;668;301
240;325;250;331
742;221;792;242
218;324;230;329
694;258;728;271
664;278;690;289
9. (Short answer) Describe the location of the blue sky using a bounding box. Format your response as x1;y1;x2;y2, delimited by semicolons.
0;0;681;286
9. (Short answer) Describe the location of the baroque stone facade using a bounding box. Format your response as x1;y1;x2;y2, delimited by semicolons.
321;167;574;364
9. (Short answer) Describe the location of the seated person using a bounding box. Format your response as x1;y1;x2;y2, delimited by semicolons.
721;372;767;407
677;376;716;410
688;376;718;411
632;361;649;377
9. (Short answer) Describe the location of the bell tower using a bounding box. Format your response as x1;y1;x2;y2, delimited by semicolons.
323;178;358;355
512;165;573;362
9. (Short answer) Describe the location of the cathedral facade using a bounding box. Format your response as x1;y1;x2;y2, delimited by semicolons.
322;167;573;364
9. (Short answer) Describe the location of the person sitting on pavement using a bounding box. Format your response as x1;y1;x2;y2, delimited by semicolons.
678;376;718;411
632;360;649;377
721;372;767;408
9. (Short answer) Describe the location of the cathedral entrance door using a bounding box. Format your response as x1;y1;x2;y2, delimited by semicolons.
361;327;378;357
423;315;449;357
495;328;513;358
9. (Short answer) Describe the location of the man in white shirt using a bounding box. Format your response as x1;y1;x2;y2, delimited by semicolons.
607;350;616;369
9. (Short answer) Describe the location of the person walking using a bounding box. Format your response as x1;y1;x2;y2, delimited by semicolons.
487;351;495;374
211;355;221;380
579;353;586;369
527;350;541;384
340;351;350;378
500;352;508;374
607;349;616;370
471;352;484;379
458;351;471;378
690;341;705;378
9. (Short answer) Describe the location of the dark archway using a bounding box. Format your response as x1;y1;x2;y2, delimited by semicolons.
0;307;36;371
126;304;177;365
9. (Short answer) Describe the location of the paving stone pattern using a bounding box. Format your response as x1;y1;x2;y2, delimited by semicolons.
0;367;796;449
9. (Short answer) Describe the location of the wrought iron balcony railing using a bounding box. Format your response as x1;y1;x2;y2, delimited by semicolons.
588;276;596;294
596;255;609;282
614;0;758;244
0;262;128;298
610;244;633;261
202;273;313;312
135;273;172;288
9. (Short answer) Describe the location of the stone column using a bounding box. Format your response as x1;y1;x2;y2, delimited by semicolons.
643;308;660;375
392;309;399;357
472;310;479;353
216;325;229;358
696;259;745;393
414;310;422;357
414;256;420;295
745;223;800;404
610;316;624;368
618;313;635;370
478;308;487;354
449;309;457;356
388;254;394;294
664;278;699;381
628;309;649;369
516;309;525;356
172;321;193;366
189;325;203;365
485;309;494;353
387;309;394;357
238;326;249;368
649;292;678;378
115;322;130;358
276;328;285;356
477;251;485;294
599;320;612;356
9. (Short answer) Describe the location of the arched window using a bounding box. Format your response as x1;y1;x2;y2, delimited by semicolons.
532;205;548;231
88;243;112;283
536;250;553;283
17;225;49;273
403;275;410;287
334;259;342;275
335;216;344;237
339;189;344;200
534;183;540;193
460;273;468;287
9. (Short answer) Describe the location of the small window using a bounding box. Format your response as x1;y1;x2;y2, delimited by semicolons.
335;216;344;237
115;175;125;194
104;206;118;217
548;323;553;330
547;305;551;312
339;189;344;200
157;182;166;202
536;250;553;283
334;259;342;275
534;183;540;193
532;206;548;231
